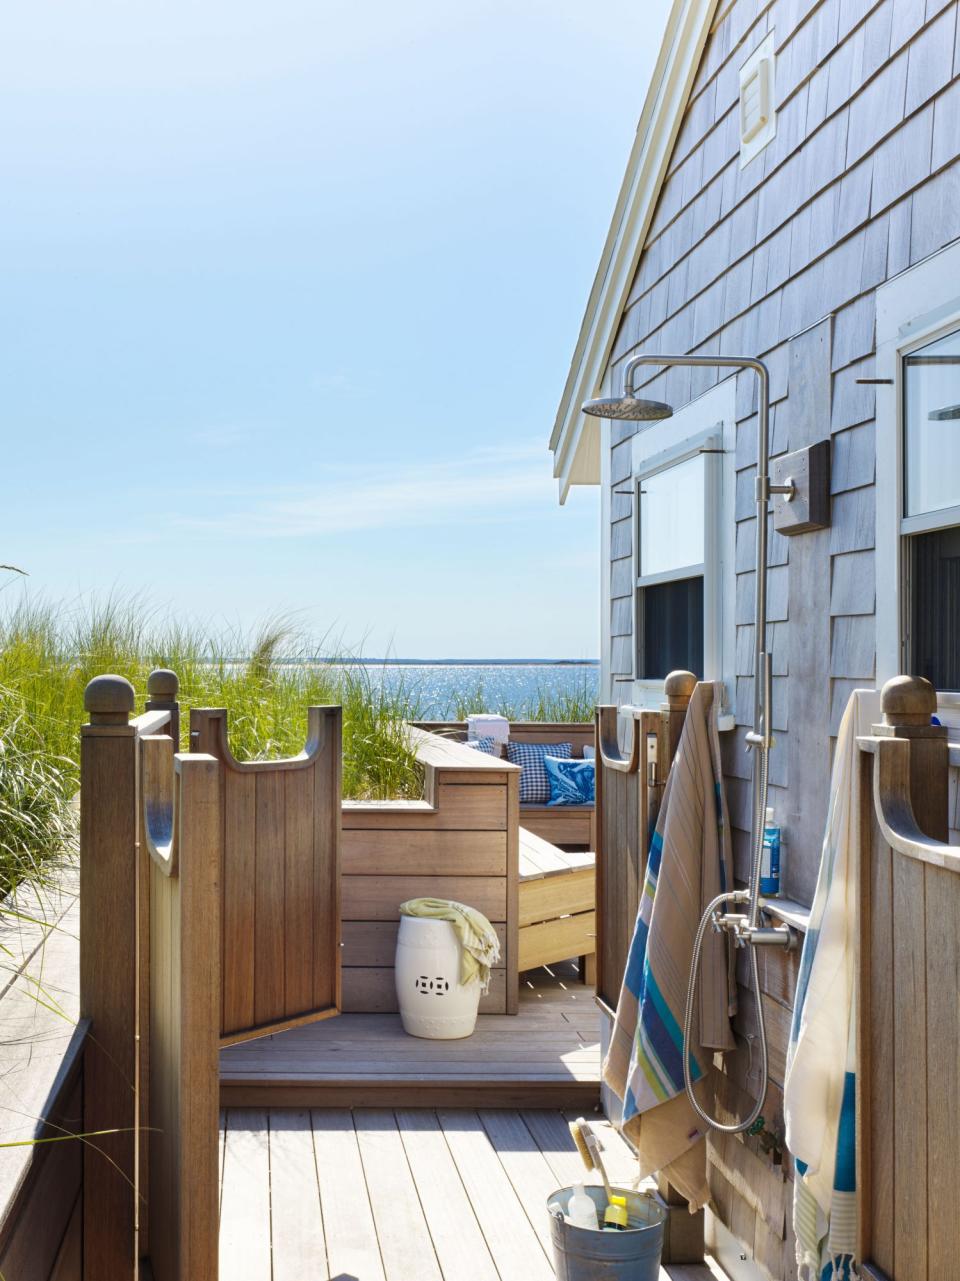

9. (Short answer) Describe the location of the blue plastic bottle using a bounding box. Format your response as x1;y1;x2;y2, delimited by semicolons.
760;807;781;897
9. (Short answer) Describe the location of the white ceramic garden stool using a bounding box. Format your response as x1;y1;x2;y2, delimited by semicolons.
394;916;482;1039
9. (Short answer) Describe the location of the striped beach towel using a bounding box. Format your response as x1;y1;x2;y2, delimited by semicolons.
784;689;879;1281
602;682;735;1211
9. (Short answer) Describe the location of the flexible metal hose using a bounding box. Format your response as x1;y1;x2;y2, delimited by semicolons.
681;741;770;1133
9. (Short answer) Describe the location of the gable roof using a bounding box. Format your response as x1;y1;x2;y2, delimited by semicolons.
549;0;720;502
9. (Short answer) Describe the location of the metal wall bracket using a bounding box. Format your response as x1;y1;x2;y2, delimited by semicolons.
772;439;830;535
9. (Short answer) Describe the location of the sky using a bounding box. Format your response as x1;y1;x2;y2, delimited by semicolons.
1;1;671;658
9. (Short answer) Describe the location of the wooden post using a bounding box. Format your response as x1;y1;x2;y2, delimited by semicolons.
80;674;137;1281
663;669;697;761
873;674;948;841
145;667;180;748
651;671;697;849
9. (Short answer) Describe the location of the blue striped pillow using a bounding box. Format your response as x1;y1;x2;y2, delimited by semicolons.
464;735;499;755
505;741;572;803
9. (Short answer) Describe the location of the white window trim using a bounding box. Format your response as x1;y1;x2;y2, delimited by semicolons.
623;375;737;722
876;240;960;687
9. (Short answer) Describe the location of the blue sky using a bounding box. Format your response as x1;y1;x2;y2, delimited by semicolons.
1;1;670;657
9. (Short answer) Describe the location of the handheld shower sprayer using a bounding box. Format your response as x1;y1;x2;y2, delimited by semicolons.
583;353;798;1134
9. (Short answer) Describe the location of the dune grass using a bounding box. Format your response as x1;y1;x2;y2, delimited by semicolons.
0;597;597;895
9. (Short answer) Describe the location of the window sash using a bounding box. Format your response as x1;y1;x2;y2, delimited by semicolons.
634;441;715;683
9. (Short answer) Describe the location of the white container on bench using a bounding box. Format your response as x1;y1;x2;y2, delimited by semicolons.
394;916;482;1039
466;713;509;744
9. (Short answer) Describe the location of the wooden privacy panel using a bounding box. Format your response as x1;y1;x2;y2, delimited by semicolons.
594;684;690;1010
191;706;342;1043
140;739;221;1281
857;682;958;1281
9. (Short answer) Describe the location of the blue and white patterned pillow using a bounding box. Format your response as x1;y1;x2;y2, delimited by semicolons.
505;741;572;803
464;735;499;755
545;756;595;806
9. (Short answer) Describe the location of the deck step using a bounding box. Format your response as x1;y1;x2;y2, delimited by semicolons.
220;961;601;1110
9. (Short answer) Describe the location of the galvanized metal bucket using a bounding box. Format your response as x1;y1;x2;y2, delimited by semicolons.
547;1185;665;1281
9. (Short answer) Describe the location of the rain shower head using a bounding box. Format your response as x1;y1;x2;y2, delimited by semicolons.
581;394;673;421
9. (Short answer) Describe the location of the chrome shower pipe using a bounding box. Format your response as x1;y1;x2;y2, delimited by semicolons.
614;352;795;1133
617;351;789;770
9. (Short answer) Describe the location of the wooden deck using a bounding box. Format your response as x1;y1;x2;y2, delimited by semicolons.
220;963;600;1109
219;1106;725;1281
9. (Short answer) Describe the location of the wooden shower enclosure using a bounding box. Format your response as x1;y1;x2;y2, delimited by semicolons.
855;677;959;1281
80;671;341;1281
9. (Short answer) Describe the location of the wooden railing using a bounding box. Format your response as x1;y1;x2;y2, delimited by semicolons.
856;675;957;1281
593;671;696;1010
0;870;86;1281
342;727;520;1013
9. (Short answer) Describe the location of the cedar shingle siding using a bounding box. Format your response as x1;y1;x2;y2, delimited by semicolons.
603;4;960;1270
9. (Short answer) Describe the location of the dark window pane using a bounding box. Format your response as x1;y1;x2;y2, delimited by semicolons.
912;526;960;691
639;576;704;680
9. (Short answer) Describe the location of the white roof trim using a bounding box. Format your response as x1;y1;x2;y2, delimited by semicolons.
550;0;720;502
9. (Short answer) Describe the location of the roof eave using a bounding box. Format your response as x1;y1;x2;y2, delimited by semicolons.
550;0;721;503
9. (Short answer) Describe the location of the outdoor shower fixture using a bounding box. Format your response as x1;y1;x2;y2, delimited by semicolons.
583;353;797;1135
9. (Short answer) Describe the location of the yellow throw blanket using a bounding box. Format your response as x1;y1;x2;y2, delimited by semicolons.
399;898;501;992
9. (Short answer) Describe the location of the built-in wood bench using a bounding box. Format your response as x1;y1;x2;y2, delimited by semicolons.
518;827;595;981
414;721;595;848
342;727;522;1013
341;727;598;1015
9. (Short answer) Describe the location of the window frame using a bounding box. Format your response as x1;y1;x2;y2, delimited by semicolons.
876;241;960;703
626;375;736;720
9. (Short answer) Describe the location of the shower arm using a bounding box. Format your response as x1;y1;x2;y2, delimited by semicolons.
621;354;794;758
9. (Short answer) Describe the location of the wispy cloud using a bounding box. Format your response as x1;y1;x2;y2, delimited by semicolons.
173;443;556;539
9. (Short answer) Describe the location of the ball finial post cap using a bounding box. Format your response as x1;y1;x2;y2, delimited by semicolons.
881;674;937;726
147;668;179;700
84;674;136;724
664;670;698;702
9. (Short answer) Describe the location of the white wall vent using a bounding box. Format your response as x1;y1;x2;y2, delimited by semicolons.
739;32;776;168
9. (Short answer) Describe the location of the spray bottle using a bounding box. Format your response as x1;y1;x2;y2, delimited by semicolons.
760;807;781;896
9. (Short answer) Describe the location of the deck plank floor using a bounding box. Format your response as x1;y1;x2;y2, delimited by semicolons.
218;1107;724;1280
220;963;602;1109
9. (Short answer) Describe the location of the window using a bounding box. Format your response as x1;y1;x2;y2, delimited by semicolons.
876;245;960;694
636;451;707;679
902;328;960;691
622;372;736;721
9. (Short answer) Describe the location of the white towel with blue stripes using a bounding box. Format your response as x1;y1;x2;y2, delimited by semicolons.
783;688;879;1281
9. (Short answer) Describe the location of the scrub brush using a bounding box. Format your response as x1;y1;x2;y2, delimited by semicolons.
569;1118;630;1230
568;1117;613;1201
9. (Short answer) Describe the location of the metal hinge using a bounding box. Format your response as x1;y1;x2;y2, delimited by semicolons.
646;733;659;787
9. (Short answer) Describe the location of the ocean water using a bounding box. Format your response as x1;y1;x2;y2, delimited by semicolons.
331;661;599;720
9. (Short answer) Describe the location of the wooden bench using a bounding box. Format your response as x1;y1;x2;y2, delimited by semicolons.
518;826;595;982
413;721;595;849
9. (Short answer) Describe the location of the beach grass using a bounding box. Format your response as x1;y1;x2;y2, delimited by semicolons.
0;597;597;894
